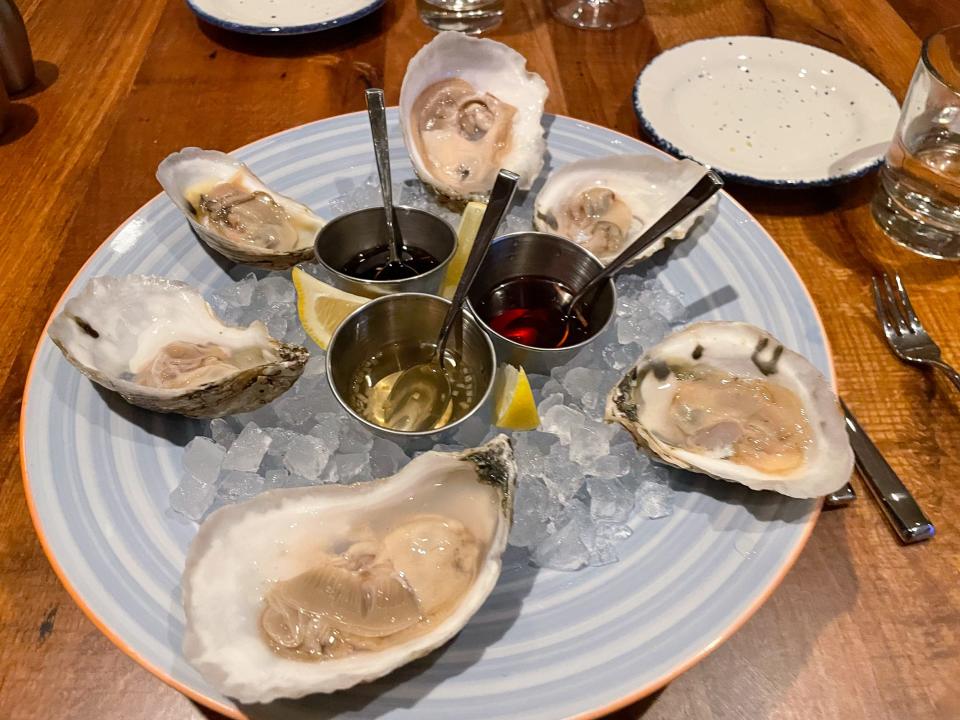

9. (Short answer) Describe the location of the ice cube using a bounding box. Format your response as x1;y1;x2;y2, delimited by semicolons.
183;437;226;485
540;378;564;397
587;477;634;522
282;435;330;481
370;437;409;477
309;413;342;452
615;273;646;300
210;273;257;309
540;404;585;445
635;478;675;519
587;521;631;567
568;421;618;466
644;280;687;324
561;367;604;402
217;470;265;502
253;275;296;307
335;452;370;484
264;427;300;457
264;309;288;340
264;467;291;489
508;476;557;548
541;444;584;501
602;342;637;370
532;515;590;571
512;431;554;476
231;402;279;429
338;421;374;454
273;393;318;428
302;355;327;377
586;452;629;480
221;423;272;473
537;392;565;417
169;474;218;521
285;322;307;346
208;418;236;448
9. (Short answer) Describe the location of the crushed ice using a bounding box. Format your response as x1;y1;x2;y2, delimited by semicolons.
172;178;687;571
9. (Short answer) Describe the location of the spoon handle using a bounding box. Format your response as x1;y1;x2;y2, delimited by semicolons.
437;170;520;360
568;169;724;312
365;88;402;263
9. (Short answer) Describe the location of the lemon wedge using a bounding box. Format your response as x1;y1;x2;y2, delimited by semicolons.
292;267;368;350
493;364;540;431
440;201;487;299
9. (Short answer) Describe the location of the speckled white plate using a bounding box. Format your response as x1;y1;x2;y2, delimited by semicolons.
633;36;900;187
186;0;384;34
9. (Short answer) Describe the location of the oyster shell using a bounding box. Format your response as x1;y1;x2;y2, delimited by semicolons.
182;436;516;703
534;155;716;265
605;322;853;498
48;275;307;418
157;148;325;269
399;32;548;202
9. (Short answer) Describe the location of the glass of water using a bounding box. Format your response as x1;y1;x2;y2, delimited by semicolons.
548;0;642;30
416;0;504;34
872;25;960;259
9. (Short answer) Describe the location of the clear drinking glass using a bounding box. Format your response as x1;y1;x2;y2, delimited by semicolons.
872;25;960;259
548;0;642;30
416;0;504;34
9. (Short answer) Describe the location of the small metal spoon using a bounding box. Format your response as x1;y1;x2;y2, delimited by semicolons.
384;170;520;432
365;88;415;278
559;170;724;343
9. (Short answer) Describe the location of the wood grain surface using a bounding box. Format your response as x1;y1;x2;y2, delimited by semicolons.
2;1;959;718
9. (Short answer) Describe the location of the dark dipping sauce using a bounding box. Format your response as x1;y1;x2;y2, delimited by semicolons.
340;244;440;281
473;275;594;349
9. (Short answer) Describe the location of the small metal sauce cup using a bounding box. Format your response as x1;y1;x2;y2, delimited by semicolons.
326;293;497;439
314;206;457;298
465;231;617;376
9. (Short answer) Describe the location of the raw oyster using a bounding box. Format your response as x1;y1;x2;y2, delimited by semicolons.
399;31;548;202
606;322;853;498
534;155;716;265
181;436;516;703
157;148;325;269
48;275;307;418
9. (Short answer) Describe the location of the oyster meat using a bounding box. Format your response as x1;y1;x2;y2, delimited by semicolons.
157;148;325;269
534;155;716;265
182;436;516;703
48;275;307;418
400;32;548;201
606;322;853;498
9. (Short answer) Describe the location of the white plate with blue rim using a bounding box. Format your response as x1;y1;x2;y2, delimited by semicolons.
633;36;901;187
22;111;831;719
185;0;385;35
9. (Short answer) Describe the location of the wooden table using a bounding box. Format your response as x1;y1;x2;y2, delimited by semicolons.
2;0;959;718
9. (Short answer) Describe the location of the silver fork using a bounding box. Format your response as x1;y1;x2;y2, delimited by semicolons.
872;271;960;391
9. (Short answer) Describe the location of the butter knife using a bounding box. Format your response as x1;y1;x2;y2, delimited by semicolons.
841;400;935;543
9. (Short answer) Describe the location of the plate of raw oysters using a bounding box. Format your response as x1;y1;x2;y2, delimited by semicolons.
22;32;852;720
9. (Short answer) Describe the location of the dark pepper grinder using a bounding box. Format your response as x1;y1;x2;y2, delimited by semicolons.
0;0;34;94
0;78;8;135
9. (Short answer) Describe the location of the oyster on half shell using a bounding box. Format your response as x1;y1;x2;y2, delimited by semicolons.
157;148;325;270
400;31;548;202
605;322;853;498
48;275;307;418
534;155;716;265
182;436;516;703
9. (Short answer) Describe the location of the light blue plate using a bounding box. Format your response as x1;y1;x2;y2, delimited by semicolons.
21;112;828;719
185;0;384;35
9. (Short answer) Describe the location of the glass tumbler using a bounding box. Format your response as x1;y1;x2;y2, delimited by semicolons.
549;0;642;30
416;0;504;34
872;25;960;259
